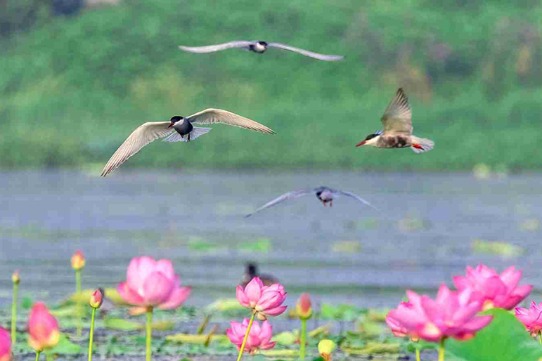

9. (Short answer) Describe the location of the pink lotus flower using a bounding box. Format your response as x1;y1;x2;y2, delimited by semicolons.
453;264;532;310
227;318;275;353
386;301;418;340
118;256;191;311
28;302;60;352
236;277;287;320
0;327;10;361
515;301;542;336
386;285;493;342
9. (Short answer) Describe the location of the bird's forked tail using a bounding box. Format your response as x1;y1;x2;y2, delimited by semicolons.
162;127;212;142
410;136;434;154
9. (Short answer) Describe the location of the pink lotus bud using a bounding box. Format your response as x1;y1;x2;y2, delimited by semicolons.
296;293;312;319
515;301;542;336
235;277;287;320
89;288;104;309
71;250;86;271
117;256;191;310
11;271;20;285
386;285;493;343
0;327;11;361
226;318;275;353
28;302;60;352
453;264;532;310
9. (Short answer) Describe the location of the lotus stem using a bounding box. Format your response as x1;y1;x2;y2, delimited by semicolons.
11;281;18;345
416;348;421;361
438;338;445;361
539;331;542;345
75;268;82;337
35;351;41;361
235;311;256;361
146;307;153;361
299;318;307;360
87;307;96;361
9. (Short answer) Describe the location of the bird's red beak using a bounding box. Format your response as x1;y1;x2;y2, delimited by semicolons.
355;140;366;147
168;123;173;128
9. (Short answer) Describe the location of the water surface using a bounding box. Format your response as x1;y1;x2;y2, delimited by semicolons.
1;170;541;309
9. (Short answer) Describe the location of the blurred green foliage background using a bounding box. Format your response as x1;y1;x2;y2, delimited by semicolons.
1;0;542;171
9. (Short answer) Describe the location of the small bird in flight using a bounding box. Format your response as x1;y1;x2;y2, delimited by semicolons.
355;88;434;153
178;40;344;61
101;108;274;177
245;186;377;217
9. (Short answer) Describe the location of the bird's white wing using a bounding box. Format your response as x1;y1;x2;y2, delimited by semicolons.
245;190;312;217
187;108;274;134
336;190;379;211
178;41;253;53
267;42;344;61
381;88;413;135
101;122;173;177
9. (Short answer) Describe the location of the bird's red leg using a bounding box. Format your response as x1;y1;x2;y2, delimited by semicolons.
412;144;423;150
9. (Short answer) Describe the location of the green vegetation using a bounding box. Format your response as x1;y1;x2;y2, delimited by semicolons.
1;0;542;170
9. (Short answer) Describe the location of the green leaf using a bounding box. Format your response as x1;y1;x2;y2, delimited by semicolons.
238;238;271;253
272;331;298;346
104;317;142;331
446;308;542;361
46;334;82;355
21;296;33;310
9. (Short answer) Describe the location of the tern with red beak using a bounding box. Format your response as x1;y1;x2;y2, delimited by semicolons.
245;186;377;217
355;88;434;153
100;108;274;176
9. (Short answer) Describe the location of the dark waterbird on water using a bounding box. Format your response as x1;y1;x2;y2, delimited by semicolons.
101;109;274;176
245;186;377;217
356;88;434;153
179;40;344;61
241;263;279;287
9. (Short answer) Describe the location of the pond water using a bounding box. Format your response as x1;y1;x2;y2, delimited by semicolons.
1;170;541;310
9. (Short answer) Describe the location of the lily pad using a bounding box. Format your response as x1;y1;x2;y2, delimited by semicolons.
166;333;228;344
104;318;141;331
446;308;542;361
238;238;271;253
471;239;523;257
46;334;82;355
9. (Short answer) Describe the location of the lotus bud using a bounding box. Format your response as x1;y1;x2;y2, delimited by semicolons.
296;293;312;319
318;339;336;361
70;250;85;271
89;288;104;309
11;271;20;285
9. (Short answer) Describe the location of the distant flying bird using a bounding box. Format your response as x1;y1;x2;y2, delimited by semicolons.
101;109;274;177
240;262;278;287
355;88;434;153
178;40;344;61
245;186;377;217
